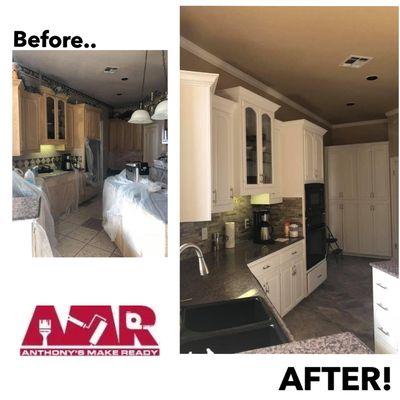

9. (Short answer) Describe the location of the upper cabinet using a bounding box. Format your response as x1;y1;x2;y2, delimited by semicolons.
72;103;102;148
279;119;327;197
12;73;41;156
109;119;143;153
211;95;236;213
218;87;281;196
180;70;219;222
40;87;69;144
304;127;324;183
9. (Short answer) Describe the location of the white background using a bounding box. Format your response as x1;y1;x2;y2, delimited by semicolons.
0;0;399;399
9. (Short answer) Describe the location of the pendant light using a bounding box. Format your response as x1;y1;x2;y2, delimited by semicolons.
129;51;152;124
152;50;168;120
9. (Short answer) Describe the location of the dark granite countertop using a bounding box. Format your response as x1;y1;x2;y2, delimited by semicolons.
181;238;304;342
370;259;399;279
241;332;372;354
38;169;74;179
12;195;41;221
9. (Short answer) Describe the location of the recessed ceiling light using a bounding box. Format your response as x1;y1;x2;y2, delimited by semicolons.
121;77;128;81
346;102;355;106
366;75;378;81
104;66;119;74
116;93;122;96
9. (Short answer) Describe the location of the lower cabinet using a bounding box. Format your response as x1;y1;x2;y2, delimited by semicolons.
248;241;305;317
372;268;399;354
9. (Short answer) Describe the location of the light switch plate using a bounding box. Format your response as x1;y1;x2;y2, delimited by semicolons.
201;227;208;240
244;219;250;230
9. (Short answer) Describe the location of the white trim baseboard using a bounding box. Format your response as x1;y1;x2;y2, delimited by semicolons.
331;119;388;129
181;36;331;128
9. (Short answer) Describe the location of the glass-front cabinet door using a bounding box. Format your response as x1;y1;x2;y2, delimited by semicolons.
46;96;56;140
57;100;66;140
245;107;258;185
261;113;272;184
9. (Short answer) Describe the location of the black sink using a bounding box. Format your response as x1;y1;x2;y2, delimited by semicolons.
181;324;286;354
182;297;272;332
180;296;288;354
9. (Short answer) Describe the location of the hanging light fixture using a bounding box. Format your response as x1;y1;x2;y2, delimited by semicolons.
129;51;152;124
152;50;168;120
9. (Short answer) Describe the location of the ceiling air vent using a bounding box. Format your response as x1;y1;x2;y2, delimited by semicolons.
340;55;373;68
103;66;119;74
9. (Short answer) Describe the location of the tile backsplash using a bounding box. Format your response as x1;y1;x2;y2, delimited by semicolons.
13;154;82;172
180;196;303;258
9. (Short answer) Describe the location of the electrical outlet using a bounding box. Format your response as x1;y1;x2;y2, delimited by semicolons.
244;218;250;230
201;227;208;241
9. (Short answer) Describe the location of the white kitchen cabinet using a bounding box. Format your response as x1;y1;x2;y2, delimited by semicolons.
372;267;399;354
326;147;357;200
180;70;219;222
279;119;327;197
304;127;325;183
327;142;391;258
211;95;235;213
217;86;281;196
247;241;305;317
307;259;327;294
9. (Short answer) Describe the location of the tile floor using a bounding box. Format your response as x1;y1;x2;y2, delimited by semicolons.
283;255;378;350
55;195;122;257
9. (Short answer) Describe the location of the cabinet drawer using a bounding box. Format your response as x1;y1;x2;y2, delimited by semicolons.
307;260;327;294
375;335;397;354
280;242;304;264
373;268;398;293
374;322;398;351
248;253;280;280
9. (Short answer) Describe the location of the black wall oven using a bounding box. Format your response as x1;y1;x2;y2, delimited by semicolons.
305;183;326;270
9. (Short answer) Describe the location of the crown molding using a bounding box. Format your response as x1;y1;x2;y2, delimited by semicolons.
181;36;331;128
332;119;387;129
385;108;398;117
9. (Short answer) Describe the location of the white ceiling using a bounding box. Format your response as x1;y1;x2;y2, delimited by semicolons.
13;50;167;108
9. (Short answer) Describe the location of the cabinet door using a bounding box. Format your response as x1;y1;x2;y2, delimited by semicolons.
304;130;314;182
263;271;281;315
65;104;74;150
342;148;358;199
132;124;143;151
57;100;66;140
327;150;343;199
342;201;359;253
292;258;305;306
372;145;390;201
86;109;101;140
358;203;374;254
244;105;258;185
124;123;134;151
279;262;293;316
357;147;373;200
46;96;56;140
212;103;234;213
260;113;273;184
372;202;391;256
21;92;41;153
314;134;324;181
117;121;126;152
328;201;343;248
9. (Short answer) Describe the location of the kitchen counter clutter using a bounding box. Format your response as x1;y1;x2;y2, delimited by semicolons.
242;332;372;354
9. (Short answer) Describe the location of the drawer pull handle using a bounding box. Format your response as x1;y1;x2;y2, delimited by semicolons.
263;265;271;270
376;283;387;290
378;326;390;336
291;251;298;255
377;303;388;311
317;274;322;278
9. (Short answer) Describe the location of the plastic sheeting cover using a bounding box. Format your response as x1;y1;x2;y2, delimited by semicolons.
103;169;167;242
12;171;58;256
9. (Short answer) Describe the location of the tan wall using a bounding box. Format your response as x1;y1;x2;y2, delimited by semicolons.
327;122;388;146
181;48;330;131
387;113;399;157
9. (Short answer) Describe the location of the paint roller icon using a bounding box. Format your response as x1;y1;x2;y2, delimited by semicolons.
67;314;108;346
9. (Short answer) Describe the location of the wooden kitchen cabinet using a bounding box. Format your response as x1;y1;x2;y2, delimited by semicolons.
211;95;235;213
218;86;281;196
143;121;166;164
12;75;41;155
72;103;102;146
180;70;219;222
85;106;101;140
304;126;324;183
109;119;143;153
65;104;74;150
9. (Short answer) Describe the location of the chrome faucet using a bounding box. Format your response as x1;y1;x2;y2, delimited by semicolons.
180;243;210;276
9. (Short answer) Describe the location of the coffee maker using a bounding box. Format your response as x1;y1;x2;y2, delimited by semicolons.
61;153;73;171
253;209;274;244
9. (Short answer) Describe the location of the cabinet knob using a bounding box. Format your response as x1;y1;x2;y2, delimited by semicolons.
262;265;271;270
230;188;234;199
265;283;270;293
